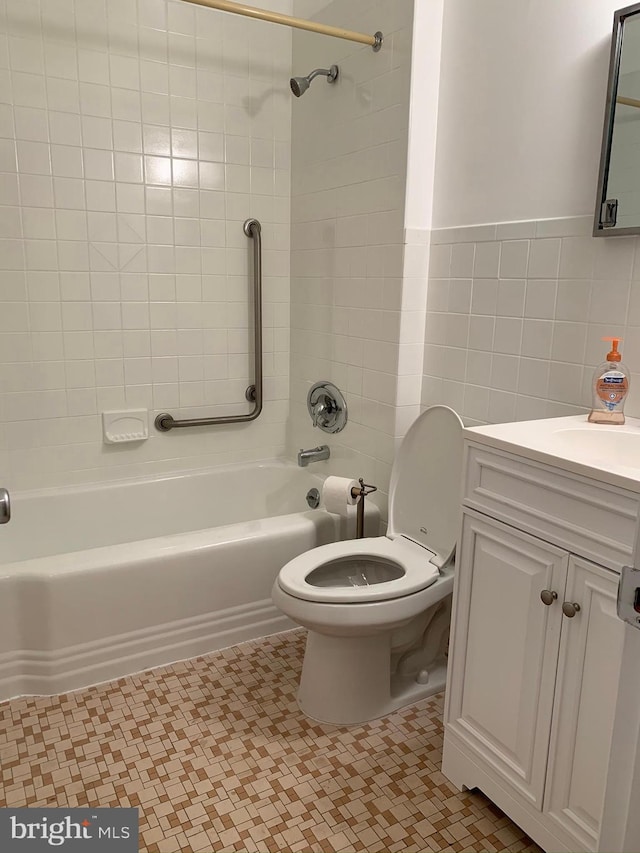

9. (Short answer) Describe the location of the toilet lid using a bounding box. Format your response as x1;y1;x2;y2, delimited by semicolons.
388;405;464;567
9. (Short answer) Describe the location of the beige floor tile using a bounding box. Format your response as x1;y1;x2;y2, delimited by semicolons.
1;630;542;853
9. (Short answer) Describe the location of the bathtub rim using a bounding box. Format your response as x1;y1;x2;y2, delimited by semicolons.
1;456;328;567
0;507;334;579
6;455;320;502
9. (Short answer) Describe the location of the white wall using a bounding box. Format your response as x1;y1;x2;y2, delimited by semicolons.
404;0;443;231
432;0;623;228
421;0;640;426
0;0;292;489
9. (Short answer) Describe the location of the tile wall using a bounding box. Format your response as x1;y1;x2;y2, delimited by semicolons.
422;215;640;425
0;0;292;490
289;0;417;500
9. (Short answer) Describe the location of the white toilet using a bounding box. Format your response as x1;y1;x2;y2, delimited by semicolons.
272;405;464;725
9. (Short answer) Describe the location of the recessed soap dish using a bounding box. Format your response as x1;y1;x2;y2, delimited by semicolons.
102;410;149;444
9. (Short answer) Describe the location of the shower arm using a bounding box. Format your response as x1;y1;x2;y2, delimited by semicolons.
179;0;383;52
307;68;332;84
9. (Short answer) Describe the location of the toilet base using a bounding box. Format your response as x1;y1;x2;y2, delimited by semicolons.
298;629;447;726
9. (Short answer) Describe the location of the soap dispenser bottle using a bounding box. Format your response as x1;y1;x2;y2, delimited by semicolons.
588;336;630;424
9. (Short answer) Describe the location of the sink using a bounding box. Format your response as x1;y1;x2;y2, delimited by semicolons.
550;427;640;470
465;415;640;490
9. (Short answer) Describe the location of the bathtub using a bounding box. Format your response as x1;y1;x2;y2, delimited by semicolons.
0;461;378;702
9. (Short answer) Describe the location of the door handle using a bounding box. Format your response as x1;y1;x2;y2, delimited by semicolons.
0;488;10;524
618;566;640;628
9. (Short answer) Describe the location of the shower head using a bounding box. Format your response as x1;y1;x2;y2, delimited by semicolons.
290;76;310;98
290;65;339;98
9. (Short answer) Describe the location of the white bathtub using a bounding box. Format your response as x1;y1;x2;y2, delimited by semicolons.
0;461;377;702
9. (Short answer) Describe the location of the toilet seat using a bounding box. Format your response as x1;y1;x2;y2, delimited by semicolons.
277;536;440;603
278;406;464;607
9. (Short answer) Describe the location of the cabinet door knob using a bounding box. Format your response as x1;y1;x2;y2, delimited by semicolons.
562;601;581;618
540;589;558;606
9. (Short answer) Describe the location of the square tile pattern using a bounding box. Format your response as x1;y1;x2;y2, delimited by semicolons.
423;216;640;426
0;0;293;491
1;630;541;852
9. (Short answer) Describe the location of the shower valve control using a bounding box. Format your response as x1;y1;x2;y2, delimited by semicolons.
307;382;348;434
0;488;10;524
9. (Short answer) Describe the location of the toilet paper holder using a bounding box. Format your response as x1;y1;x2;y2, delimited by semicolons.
351;478;377;539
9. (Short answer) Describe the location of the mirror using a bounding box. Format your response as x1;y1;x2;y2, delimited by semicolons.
594;3;640;236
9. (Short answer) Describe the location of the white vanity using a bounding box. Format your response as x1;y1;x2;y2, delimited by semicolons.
442;415;640;853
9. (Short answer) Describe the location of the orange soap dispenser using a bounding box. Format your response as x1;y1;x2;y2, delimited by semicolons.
588;336;630;424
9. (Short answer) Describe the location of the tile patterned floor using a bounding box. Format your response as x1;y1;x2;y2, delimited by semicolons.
1;630;542;853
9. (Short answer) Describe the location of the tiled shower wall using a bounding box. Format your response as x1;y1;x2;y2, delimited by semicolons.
0;0;292;490
422;216;640;425
289;0;416;498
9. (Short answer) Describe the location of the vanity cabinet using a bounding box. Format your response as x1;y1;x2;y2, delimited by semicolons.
443;441;631;853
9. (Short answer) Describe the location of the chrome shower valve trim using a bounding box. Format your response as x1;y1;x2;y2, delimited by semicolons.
307;381;348;434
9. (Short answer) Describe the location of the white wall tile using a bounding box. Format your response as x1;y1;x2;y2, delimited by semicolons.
527;238;561;279
289;0;415;501
593;237;635;281
559;236;595;279
0;0;293;488
555;279;591;323
496;279;525;318
499;240;529;278
588;280;631;325
550;322;588;365
471;279;498;315
524;279;557;320
473;241;500;278
450;242;475;278
423;218;640;423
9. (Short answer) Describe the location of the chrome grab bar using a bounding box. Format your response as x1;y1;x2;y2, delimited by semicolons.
155;218;263;432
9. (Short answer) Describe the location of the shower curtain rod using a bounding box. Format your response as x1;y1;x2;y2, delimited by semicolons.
179;0;383;51
618;95;640;109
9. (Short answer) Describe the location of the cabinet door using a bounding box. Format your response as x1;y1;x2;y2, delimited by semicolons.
447;512;567;808
544;556;625;851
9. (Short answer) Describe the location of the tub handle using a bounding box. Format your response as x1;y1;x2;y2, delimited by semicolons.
155;218;263;432
0;488;10;524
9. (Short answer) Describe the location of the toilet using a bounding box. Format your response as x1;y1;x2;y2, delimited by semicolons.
272;405;464;725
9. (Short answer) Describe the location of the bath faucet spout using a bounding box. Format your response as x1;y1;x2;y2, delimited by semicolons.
298;445;330;467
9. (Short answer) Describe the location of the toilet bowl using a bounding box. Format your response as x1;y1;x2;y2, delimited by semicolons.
272;405;464;725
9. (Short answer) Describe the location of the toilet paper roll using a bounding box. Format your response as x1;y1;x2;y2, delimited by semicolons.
323;476;360;516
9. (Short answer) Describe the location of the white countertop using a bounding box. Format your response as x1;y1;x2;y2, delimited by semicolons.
465;414;640;493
